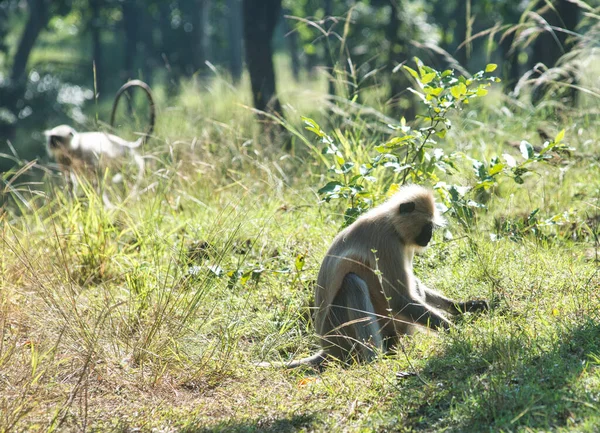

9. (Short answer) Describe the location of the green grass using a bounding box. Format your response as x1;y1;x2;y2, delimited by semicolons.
2;54;600;432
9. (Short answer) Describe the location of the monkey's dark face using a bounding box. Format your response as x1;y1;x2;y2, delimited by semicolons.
415;222;433;247
48;135;67;149
44;125;76;152
398;200;436;248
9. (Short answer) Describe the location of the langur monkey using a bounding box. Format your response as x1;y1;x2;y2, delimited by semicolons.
260;185;488;368
44;79;155;206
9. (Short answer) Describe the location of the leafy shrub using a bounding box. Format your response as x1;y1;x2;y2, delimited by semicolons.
304;58;571;229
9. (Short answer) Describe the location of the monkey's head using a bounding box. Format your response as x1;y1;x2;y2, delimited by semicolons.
388;185;445;250
44;125;77;153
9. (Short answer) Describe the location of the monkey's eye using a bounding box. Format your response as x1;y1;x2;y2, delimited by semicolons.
399;202;416;214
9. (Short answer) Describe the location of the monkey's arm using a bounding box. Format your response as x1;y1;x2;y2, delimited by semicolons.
396;300;451;330
417;279;488;315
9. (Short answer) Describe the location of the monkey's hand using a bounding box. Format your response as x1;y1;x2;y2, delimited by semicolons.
455;300;489;314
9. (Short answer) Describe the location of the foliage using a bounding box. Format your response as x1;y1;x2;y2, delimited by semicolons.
1;55;600;432
1;2;600;432
306;59;575;229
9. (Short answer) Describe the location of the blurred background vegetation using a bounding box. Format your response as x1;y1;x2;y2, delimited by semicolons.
0;0;594;173
2;3;600;430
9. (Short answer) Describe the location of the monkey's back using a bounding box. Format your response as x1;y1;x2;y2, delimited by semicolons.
314;209;411;337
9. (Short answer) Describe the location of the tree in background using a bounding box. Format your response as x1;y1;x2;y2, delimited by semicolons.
530;0;580;105
386;0;416;118
0;0;590;161
89;0;104;94
227;0;243;83
0;0;72;141
242;0;283;117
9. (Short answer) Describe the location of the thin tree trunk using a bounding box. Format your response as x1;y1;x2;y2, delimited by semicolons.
324;0;335;96
11;0;49;81
531;0;580;104
121;0;139;81
139;7;154;85
282;9;299;81
89;0;103;95
2;0;49;141
242;0;282;115
387;0;414;119
454;0;468;68
500;32;519;92
227;0;243;83
191;0;204;74
201;0;211;70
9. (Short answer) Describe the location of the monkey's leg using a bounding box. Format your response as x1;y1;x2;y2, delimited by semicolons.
66;170;77;197
322;273;383;363
396;300;451;330
417;279;489;315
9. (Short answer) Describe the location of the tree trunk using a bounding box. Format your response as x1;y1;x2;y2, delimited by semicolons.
387;0;414;119
11;0;49;81
242;0;282;115
454;0;468;68
1;0;49;141
89;0;103;95
282;9;299;81
532;0;579;68
531;0;580;104
500;32;520;91
227;0;243;83
324;0;335;96
191;0;204;74
121;0;139;81
201;0;211;71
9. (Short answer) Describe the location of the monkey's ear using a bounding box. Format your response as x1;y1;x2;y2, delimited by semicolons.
399;202;416;214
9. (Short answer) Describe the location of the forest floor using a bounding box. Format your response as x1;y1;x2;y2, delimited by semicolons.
2;66;600;432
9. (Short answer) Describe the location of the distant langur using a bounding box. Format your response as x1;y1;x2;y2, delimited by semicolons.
260;185;488;368
44;79;155;206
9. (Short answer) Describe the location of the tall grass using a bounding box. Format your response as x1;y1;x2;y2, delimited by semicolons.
2;12;600;431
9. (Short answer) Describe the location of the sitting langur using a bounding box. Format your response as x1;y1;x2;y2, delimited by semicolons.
44;79;155;206
261;185;488;368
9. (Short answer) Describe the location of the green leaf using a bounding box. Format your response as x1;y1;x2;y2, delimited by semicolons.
386;135;414;146
485;63;498;72
340;162;355;174
450;83;467;99
302;116;324;137
476;87;488;97
421;72;436;84
489;163;505;176
519;141;535;160
424;86;443;96
359;164;372;176
503;153;517;168
318;181;342;195
403;65;419;79
295;254;305;272
554;129;565;143
343;207;362;227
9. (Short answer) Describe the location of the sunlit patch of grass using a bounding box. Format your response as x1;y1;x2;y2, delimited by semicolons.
3;30;600;432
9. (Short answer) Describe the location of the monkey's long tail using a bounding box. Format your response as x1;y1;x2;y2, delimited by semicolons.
109;79;153;205
110;79;156;143
255;351;325;369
